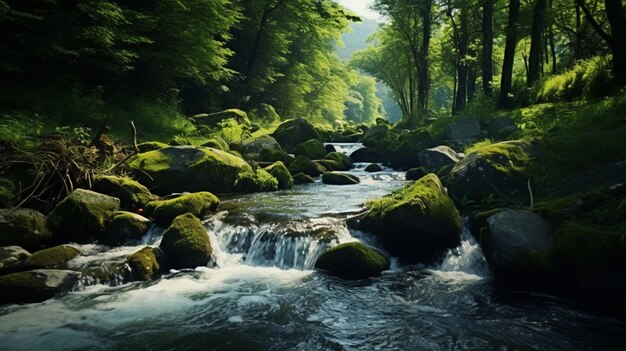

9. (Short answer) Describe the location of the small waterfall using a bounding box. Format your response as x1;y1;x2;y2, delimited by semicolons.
433;219;490;280
325;142;363;156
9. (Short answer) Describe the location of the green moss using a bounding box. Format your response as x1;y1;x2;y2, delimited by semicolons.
201;137;229;151
22;245;80;270
0;177;15;207
272;118;321;150
159;213;212;269
293;172;315;184
288;155;323;177
291;139;327;160
322;172;360;185
128;246;167;281
0;208;52;251
264;161;294;189
137;141;169;153
169;135;192;146
470;141;530;175
259;148;295;165
323;152;353;171
315;242;389;279
235;169;279;193
106;211;151;243
93;175;156;210
149;192;219;226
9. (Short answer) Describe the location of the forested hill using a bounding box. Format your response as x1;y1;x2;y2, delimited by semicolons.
336;17;380;61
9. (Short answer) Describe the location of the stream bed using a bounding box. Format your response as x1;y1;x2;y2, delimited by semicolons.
0;143;625;351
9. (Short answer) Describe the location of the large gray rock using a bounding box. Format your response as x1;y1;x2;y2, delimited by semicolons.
0;269;82;303
235;135;282;155
446;117;481;141
272;118;321;150
482;210;552;287
0;209;52;251
418;146;464;173
0;246;31;274
483;117;518;140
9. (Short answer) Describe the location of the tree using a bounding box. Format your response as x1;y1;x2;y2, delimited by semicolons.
528;0;548;85
482;0;495;95
498;0;521;108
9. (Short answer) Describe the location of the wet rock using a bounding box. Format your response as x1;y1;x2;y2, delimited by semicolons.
288;156;325;177
364;163;383;173
324;144;337;153
446;117;481;141
21;245;80;270
46;189;120;242
105;211;151;244
315;242;389;279
0;269;82;303
418;146;464;173
293;172;316;184
350;147;385;163
272;118;321;150
92;175;156;210
291;139;327;160
129;146;252;195
0;208;52;251
159;213;212;269
360;174;461;261
405;167;427;181
322;173;360;185
360;125;389;148
319;152;353;172
147;192;219;226
265;161;294;190
127;246;169;281
0;246;31;275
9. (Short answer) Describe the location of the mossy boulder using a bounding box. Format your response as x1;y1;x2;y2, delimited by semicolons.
137;141;169;153
235;135;282;155
418;146;464;173
386;129;433;168
92;175;156;210
291;139;327;160
265;161;294;189
365;163;383;173
446;141;531;204
0;208;52;251
258;148;295;166
127;246;169;281
350;147;385;163
192;109;251;127
21;245;80;270
272;118;321;150
405;167;427;181
46;189;120;242
201;137;229;151
249;103;280;123
0;178;15;207
169;135;192;146
293;172;316;184
235;169;279;193
360;125;389;148
322;172;360;185
288;155;324;177
0;246;31;275
105;211;151;244
159;213;212;269
315;242;389;279
359;174;461;261
320;152;353;171
0;269;82;304
148;192;220;226
128;146;253;195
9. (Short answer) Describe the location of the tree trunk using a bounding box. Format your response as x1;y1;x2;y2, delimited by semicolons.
417;0;432;113
604;0;626;83
468;47;477;101
498;0;521;108
528;0;547;85
482;0;494;95
454;6;469;113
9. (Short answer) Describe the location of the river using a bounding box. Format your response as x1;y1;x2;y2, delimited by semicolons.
0;143;624;351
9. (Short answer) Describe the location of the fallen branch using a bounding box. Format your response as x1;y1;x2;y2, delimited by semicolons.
106;121;139;173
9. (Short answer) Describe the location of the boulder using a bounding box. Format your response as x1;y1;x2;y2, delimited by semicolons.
418;146;464;173
264;161;294;189
0;246;31;275
21;245;80;270
272;118;321;150
249;103;280;124
0;269;82;304
324;144;337;153
293;173;316;184
127;246;169;281
446;117;481;141
288;156;325;177
359;174;461;261
147;192;219;226
482;210;552;287
291;139;327;160
137;141;169;153
92;175;156;210
46;189;120;242
322;173;360;185
201;137;229;151
0;178;14;207
386;129;433;168
192;109;250;127
128;146;253;195
350;147;385;163
159;213;212;269
315;242;389;279
364;163;383;173
446;141;531;204
0;208;52;251
258;148;295;165
483;117;518;140
235;169;279;193
319;152;353;171
405;167;427;181
235;135;282;155
360;125;389;148
105;211;151;244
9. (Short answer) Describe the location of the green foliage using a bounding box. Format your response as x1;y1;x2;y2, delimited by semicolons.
537;57;613;103
148;192;220;226
235;169;279;193
0;114;44;147
464;139;495;155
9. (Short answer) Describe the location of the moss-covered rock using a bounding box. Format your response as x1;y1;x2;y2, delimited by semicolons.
360;174;461;261
0;177;15;207
148;192;219;226
169;135;192;146
405;167;427;181
0;269;82;304
22;245;80;270
291;139;327;160
322;172;360;185
159;213;212;269
0;246;31;275
272;118;321;150
193;109;251;127
92;175;156;210
360;125;389;148
350;147;385;163
46;189;120;242
364;163;383;173
128;146;253;195
0;208;52;251
293;172;315;184
258;148;295;165
386;129;433;168
127;246;168;281
201;137;229;151
235;169;279;193
264;161;294;189
137;141;169;153
322;152;353;171
249;103;280;124
235;135;282;156
105;211;151;244
418;146;464;173
446;141;531;204
315;242;389;279
288;155;324;177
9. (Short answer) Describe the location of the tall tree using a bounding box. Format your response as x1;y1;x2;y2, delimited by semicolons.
417;0;432;112
528;0;548;85
498;0;521;108
482;0;495;95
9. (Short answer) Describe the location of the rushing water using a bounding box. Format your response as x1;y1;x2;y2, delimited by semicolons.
1;144;625;351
